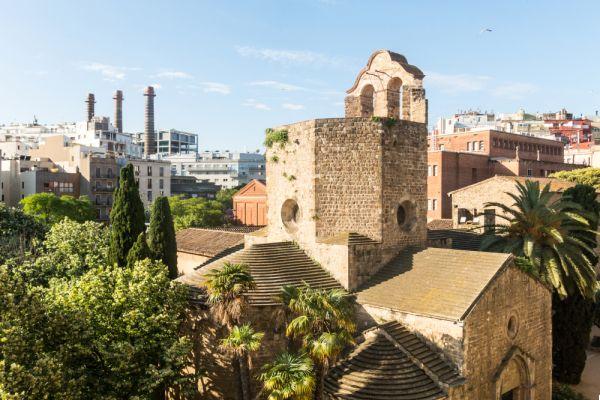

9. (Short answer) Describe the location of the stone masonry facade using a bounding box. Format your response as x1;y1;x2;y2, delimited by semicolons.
262;117;427;290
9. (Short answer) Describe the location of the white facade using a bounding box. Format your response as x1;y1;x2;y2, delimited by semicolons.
0;117;142;159
134;129;198;157
164;151;265;189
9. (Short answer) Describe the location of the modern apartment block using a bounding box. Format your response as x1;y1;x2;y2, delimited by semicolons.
166;151;265;189
0;157;80;206
133;129;198;156
427;129;581;220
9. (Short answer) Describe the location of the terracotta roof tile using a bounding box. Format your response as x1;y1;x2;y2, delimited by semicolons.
325;321;462;400
176;228;245;257
357;248;511;321
178;242;342;306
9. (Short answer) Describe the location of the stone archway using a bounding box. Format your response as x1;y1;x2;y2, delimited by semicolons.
359;84;375;118
494;350;533;400
386;77;403;119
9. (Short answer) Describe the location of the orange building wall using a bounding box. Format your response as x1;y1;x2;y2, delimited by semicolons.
232;180;267;226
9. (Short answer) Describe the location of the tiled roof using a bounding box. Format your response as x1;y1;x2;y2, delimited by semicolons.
427;229;484;251
176;228;245;257
426;219;453;230
325;321;462;400
319;232;379;246
178;242;342;306
357;247;511;321
448;175;578;195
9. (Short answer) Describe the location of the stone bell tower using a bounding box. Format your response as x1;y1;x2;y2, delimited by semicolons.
252;50;428;290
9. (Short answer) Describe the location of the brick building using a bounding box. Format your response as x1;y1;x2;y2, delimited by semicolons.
232;179;267;226
427;129;581;220
178;51;552;400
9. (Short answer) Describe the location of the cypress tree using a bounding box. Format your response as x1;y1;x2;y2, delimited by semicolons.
126;232;151;268
109;164;146;267
147;196;178;279
552;184;599;383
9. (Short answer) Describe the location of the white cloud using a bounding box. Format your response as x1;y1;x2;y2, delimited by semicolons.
82;62;139;81
491;82;537;100
282;103;305;110
243;98;271;111
426;72;491;93
197;82;231;95
154;70;193;79
236;46;342;68
249;80;307;91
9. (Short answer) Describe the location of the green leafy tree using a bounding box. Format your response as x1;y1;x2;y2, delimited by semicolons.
167;196;225;230
481;180;597;299
216;187;239;211
20;193;95;224
220;324;264;400
259;352;315;400
0;203;45;264
204;262;255;328
147;197;178;279
45;259;193;399
0;266;95;399
126;232;151;268
108;164;145;267
279;284;356;400
552;184;600;384
16;219;110;286
551;167;600;190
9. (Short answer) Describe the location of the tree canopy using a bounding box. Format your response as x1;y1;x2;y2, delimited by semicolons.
481;180;597;299
0;259;194;399
167;195;226;231
108;164;146;267
0;203;45;264
550;167;600;190
147;197;178;279
20;193;96;224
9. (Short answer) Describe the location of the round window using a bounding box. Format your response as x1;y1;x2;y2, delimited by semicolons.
507;315;518;339
281;199;300;233
397;200;416;231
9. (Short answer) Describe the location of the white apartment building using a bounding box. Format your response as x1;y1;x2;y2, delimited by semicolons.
0;117;142;159
164;151;265;189
133;129;198;156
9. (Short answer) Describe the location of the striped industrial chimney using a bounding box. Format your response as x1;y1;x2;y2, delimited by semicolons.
113;90;124;133
85;93;96;122
143;86;156;156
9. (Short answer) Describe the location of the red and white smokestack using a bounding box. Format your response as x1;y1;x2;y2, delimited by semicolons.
113;90;124;133
143;86;156;156
85;93;96;122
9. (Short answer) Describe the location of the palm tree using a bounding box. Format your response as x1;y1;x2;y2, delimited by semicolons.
481;180;597;299
204;262;255;327
279;284;356;400
220;324;264;400
259;352;315;400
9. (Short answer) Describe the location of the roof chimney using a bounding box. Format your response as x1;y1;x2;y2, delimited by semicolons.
113;90;124;133
85;93;96;122
143;86;156;156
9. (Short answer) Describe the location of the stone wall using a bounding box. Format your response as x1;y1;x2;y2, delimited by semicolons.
450;177;564;229
264;117;428;290
177;252;209;276
357;303;465;370
458;265;552;399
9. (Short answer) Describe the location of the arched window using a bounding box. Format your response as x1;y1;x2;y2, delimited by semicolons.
359;85;375;118
387;78;403;119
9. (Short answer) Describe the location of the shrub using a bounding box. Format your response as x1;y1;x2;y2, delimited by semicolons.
264;128;289;148
552;383;587;400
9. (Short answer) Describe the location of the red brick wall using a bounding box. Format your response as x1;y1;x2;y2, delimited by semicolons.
428;130;564;163
427;151;492;220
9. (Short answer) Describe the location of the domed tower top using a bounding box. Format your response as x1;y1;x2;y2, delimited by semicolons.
345;50;427;124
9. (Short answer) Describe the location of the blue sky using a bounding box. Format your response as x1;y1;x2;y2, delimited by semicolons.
1;0;599;150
